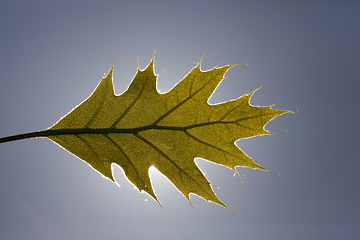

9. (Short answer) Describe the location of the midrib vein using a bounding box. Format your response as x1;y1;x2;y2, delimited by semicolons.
0;112;270;144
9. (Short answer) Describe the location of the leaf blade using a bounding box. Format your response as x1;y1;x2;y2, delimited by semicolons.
47;54;291;211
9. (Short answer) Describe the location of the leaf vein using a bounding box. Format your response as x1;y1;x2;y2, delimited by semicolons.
104;134;147;187
84;94;106;129
184;130;239;159
111;79;147;129
152;78;209;125
76;134;109;176
134;131;213;196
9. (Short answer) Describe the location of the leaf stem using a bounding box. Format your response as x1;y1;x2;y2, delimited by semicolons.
0;130;51;144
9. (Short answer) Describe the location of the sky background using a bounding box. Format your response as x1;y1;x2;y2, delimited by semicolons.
0;1;359;239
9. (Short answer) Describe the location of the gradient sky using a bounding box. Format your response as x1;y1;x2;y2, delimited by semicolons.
1;1;359;240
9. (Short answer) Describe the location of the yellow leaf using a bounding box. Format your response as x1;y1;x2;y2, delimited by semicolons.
0;52;291;213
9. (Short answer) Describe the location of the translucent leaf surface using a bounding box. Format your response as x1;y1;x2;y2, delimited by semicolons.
47;54;290;211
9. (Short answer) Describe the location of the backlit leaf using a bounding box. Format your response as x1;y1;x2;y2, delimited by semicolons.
0;53;291;212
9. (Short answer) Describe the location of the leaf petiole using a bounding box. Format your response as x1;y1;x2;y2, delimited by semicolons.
0;130;50;144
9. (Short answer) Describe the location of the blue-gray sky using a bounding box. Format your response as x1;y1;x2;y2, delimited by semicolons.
1;1;359;239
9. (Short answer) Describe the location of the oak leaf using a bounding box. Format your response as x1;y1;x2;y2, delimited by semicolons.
0;53;291;212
